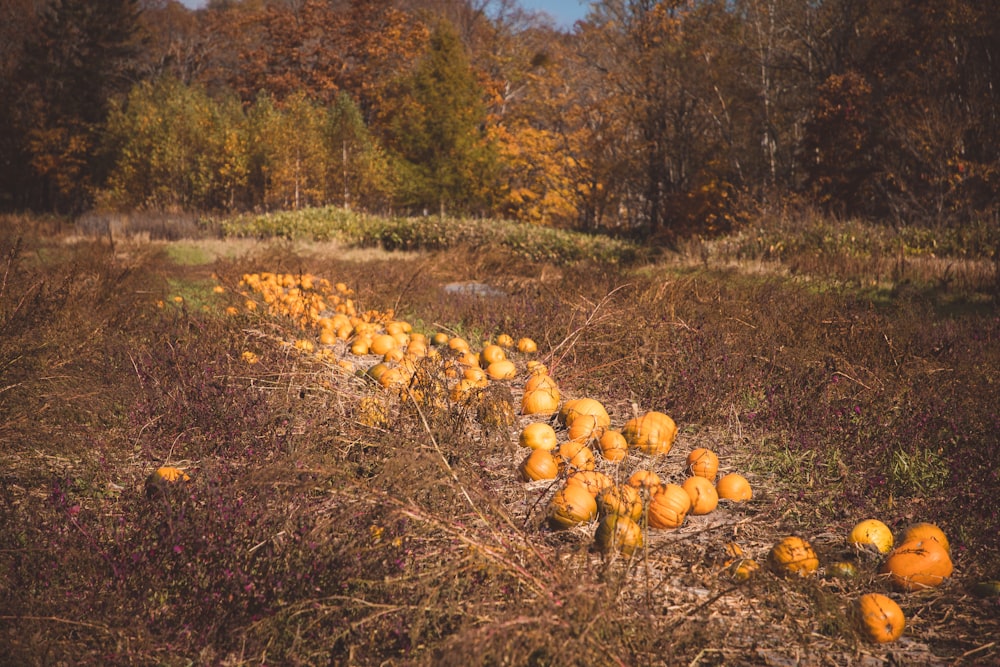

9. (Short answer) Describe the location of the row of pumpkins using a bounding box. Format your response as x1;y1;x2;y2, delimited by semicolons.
203;271;956;645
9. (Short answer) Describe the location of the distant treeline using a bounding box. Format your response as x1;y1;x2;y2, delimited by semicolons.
2;0;997;236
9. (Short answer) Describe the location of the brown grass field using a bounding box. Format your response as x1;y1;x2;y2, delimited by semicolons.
1;212;998;665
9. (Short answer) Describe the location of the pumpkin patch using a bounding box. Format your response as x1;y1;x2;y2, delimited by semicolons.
216;266;966;658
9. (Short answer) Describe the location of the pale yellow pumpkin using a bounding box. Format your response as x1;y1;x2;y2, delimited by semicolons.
519;423;558;451
849;519;894;555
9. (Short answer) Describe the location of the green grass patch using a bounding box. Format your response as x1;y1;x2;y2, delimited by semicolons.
164;242;216;266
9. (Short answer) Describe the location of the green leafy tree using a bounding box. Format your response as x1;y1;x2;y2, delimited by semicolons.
101;77;249;211
386;20;498;217
327;92;393;212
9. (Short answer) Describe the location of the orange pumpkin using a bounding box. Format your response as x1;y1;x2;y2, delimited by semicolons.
458;351;480;368
463;365;487;382
597;485;643;521
559;398;611;431
378;367;408;390
373;347;406;364
519;449;560;482
558;440;596;471
404;340;427;360
521;374;561;415
627;469;663;493
567;413;604;443
549;484;599;529
525;360;547;375
855;593;906;643
768;536;819;576
716;473;753;501
517;337;538;353
449;378;483;402
149;466;190;484
485;359;517;380
479;343;507;367
566;470;615;497
881;538;953;591
368;334;396;355
647;484;691;529
598;430;628;463
622;411;677;456
682;475;719;515
594;514;643;557
898;522;950;554
726;557;760;583
686;448;720;481
145;466;191;497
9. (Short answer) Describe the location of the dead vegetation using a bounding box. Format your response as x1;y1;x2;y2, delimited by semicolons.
0;216;997;666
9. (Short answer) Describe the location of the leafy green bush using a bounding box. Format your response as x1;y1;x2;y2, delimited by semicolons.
214;206;643;265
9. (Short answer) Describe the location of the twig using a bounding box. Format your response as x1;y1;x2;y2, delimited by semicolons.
405;385;496;540
248;531;286;555
831;371;872;391
547;284;631;373
391;501;554;602
0;236;21;302
962;641;996;659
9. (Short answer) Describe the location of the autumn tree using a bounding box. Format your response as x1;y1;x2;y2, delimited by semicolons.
209;0;428;114
338;0;431;121
468;11;591;226
0;0;40;211
574;0;742;236
250;92;332;210
862;0;1000;224
15;0;142;212
133;0;212;85
792;0;999;224
386;20;499;217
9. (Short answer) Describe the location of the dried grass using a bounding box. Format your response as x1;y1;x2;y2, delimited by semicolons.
0;218;997;666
